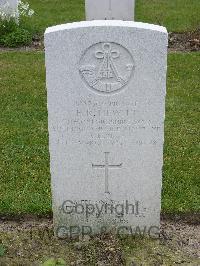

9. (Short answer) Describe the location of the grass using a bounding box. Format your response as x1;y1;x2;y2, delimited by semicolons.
26;0;200;34
0;51;199;215
0;52;51;214
136;0;200;32
27;0;85;33
163;52;200;212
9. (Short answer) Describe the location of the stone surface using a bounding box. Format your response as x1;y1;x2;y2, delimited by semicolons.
45;21;168;237
0;0;18;16
85;0;135;21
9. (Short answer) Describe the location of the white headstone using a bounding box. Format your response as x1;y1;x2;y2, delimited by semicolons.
45;21;168;238
85;0;135;21
0;0;18;17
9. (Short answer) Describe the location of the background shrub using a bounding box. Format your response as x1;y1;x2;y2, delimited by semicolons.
0;27;32;47
0;1;35;47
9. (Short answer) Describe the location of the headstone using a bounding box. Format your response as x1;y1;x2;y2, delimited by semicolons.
45;20;168;238
0;0;18;17
85;0;135;21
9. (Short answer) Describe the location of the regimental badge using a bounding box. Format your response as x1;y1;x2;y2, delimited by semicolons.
79;42;135;94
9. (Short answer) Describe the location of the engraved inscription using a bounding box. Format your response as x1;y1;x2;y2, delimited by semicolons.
80;42;134;94
92;152;122;194
51;98;164;147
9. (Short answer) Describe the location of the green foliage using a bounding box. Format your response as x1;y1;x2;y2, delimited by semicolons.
0;17;18;35
0;27;32;47
0;16;34;47
0;1;35;47
0;244;6;257
43;258;66;266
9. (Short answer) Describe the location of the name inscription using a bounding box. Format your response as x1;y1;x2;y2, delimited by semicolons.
51;97;163;147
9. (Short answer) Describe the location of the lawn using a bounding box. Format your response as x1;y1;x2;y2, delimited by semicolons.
0;51;199;215
136;0;200;32
0;52;50;214
26;0;200;33
163;52;200;212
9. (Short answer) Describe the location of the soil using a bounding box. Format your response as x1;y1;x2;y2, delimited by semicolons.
0;216;199;265
0;30;200;53
169;29;200;52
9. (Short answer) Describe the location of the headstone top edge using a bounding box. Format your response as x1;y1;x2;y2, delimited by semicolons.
45;20;167;36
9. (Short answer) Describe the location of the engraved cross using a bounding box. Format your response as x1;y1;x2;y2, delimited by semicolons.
92;152;122;194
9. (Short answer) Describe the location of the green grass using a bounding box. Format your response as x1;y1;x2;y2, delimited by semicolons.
0;52;51;214
27;0;85;33
26;0;200;33
0;52;199;215
136;0;200;32
163;52;200;212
